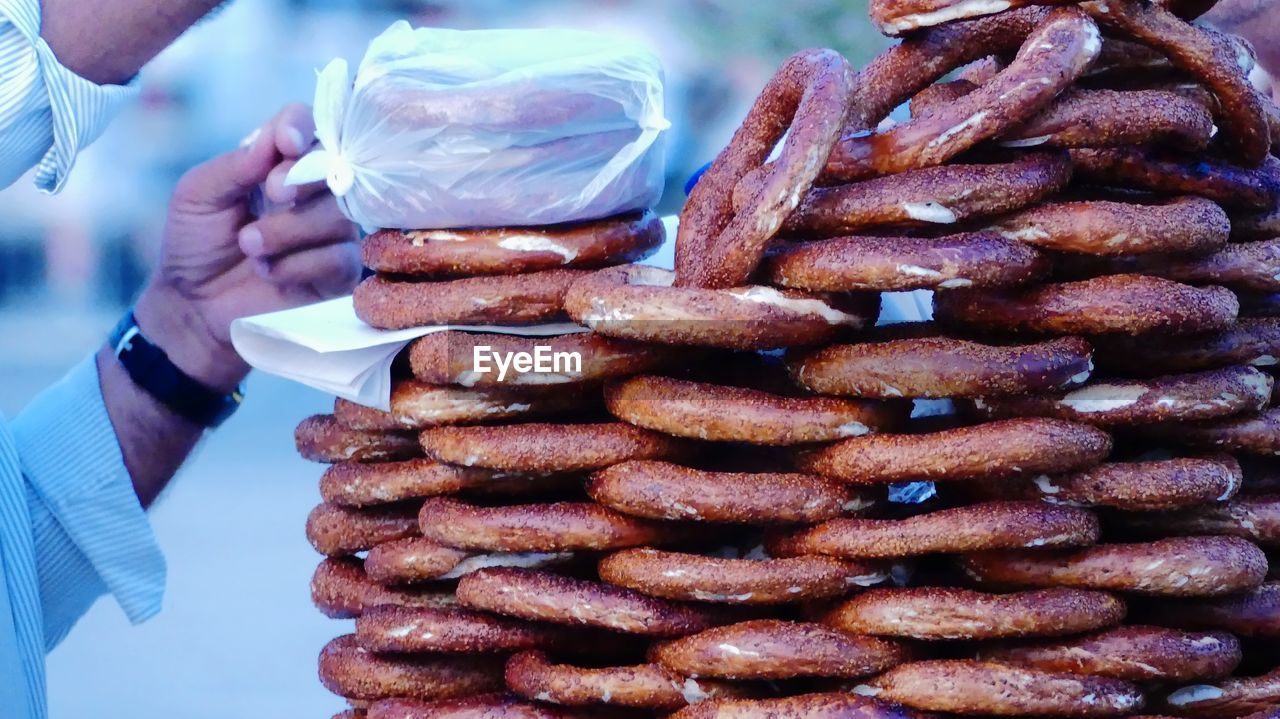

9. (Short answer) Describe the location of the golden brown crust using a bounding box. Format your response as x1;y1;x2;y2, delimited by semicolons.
769;501;1099;559
1069;148;1280;210
981;625;1241;682
419;421;688;472
416;497;690;552
352;270;589;330
598;548;884;605
604;375;901;445
824;9;1100;182
363;211;663;276
565;265;878;350
455;568;731;636
309;558;456;619
1140;407;1280;456
367;695;595;719
969;366;1273;427
789;336;1093;399
675;49;853;289
408;331;679;387
354;605;585;654
962;536;1269;597
868;0;1068;34
1155;668;1280;717
1091;318;1280;376
862;659;1144;717
295;414;420;464
933;274;1240;336
764;232;1048;292
669;691;935;719
1122;494;1280;546
333;382;594;431
991;455;1243;511
652;620;912;680
1143;582;1280;639
1000;88;1217;150
363;537;575;584
317;634;503;702
305;502;420;557
319;459;573;508
824;587;1125;640
778;154;1071;236
794;417;1112;484
586;460;874;524
994;196;1229;255
504;651;746;711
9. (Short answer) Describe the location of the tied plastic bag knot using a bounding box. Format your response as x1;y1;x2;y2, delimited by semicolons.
285;21;668;233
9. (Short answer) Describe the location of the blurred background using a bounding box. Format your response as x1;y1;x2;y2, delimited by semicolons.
0;0;882;716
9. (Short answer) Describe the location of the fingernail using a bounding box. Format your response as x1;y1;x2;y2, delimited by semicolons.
269;174;298;204
285;126;307;154
254;258;272;278
239;226;265;257
239;127;262;149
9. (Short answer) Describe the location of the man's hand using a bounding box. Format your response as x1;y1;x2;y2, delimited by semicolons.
134;103;360;393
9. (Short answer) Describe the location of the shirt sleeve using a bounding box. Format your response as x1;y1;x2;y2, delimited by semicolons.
10;355;166;650
0;0;139;192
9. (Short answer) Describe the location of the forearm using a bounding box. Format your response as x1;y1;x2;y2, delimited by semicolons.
39;0;226;86
98;282;249;507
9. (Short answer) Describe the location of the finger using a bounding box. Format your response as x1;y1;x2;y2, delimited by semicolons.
238;194;356;260
272;102;316;159
257;242;362;298
264;159;328;205
172;126;278;210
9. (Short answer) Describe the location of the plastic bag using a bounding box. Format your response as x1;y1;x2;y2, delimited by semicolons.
287;21;669;232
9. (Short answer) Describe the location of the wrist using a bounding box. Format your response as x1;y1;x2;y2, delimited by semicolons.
132;283;248;394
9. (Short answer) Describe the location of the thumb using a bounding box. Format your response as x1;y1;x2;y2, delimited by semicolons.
172;125;278;211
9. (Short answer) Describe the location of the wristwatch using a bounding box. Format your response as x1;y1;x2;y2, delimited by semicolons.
109;310;243;427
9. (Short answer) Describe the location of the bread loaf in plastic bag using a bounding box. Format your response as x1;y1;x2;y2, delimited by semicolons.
286;21;669;232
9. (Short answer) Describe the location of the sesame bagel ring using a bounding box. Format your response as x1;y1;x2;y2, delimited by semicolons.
310;558;457;619
933;274;1239;336
604;375;901;445
362;211;663;277
366;695;602;719
333;382;595;431
1232;204;1280;242
352;269;590;330
788;336;1093;399
1081;0;1270;165
416;497;691;553
867;0;1070;35
763;231;1048;292
455;568;731;636
318;634;503;702
768;501;1099;560
670;692;935;719
364;537;574;585
418;421;688;473
982;625;1241;683
775;153;1072;237
598;548;885;605
295;414;420;464
319;459;576;508
1121;495;1280;547
354;605;588;655
1070;148;1280;210
586;460;875;525
968;366;1274;428
1140;407;1280;456
988;455;1243;511
794;417;1112;484
504;651;746;711
1061;239;1280;294
565;265;877;350
859;659;1145;717
305;502;420;557
823;8;1100;183
408;331;678;388
1143;582;1280;639
675;49;852;289
824;587;1126;640
962;536;1269;597
1090;319;1280;376
1001;88;1217;150
994;196;1229;255
1157;668;1280;718
651;620;912;680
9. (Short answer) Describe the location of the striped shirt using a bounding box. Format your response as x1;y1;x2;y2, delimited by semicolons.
0;0;139;192
1;2;164;717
